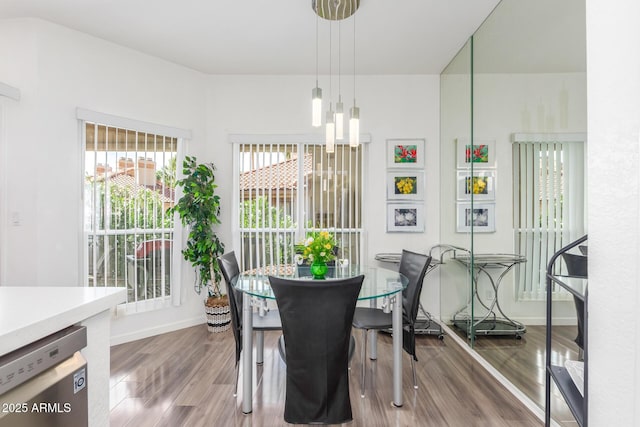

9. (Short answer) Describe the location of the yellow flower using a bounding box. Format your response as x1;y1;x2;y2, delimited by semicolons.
467;177;488;194
396;177;416;194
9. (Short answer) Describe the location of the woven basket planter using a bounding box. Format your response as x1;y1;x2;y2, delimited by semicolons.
205;296;231;333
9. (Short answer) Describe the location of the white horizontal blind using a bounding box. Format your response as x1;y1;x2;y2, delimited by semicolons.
236;141;362;271
84;121;178;310
513;133;586;300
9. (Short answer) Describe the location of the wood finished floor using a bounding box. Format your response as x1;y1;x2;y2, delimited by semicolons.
110;325;542;427
463;325;581;427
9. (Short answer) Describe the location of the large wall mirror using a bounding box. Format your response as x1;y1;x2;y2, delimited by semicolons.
439;0;586;424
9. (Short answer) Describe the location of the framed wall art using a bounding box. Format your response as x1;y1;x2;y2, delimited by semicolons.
387;138;425;169
456;170;496;201
456;138;496;168
387;203;425;233
456;202;496;233
387;171;425;201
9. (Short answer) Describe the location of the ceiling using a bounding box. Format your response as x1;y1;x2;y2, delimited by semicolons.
0;0;501;75
472;0;585;73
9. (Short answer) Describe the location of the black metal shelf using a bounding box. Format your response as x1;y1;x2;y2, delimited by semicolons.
548;365;585;427
545;234;588;427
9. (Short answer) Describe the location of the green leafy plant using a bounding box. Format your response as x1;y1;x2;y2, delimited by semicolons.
169;156;225;297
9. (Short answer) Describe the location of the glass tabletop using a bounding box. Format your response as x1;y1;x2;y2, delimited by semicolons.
454;253;527;267
233;264;408;300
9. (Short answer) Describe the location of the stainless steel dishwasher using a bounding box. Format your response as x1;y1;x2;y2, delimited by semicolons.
0;325;88;427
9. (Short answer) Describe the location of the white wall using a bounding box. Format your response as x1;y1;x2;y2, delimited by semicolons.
439;71;587;324
0;18;442;341
205;74;442;314
3;5;638;422
587;0;640;424
0;18;210;342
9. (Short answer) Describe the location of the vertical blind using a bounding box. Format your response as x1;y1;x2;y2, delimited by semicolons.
236;141;362;272
512;133;586;300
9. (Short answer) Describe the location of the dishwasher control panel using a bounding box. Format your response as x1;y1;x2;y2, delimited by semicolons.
0;325;87;396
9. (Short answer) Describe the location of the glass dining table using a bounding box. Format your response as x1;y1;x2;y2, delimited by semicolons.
233;264;409;414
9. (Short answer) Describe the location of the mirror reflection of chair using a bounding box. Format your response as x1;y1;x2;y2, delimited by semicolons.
216;252;282;396
562;251;588;357
269;275;364;425
352;249;432;397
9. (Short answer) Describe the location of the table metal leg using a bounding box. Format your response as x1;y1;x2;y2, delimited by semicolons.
369;298;377;360
256;299;268;364
392;292;403;407
256;331;264;364
242;292;253;414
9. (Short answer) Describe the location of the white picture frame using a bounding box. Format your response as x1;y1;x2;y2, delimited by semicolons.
456;170;496;201
456;138;496;169
387;138;425;169
456;202;496;233
387;171;425;201
387;203;425;233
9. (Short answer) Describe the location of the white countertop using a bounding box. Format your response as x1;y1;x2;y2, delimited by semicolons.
0;286;127;357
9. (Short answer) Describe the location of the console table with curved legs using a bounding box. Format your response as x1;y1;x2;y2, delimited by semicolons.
452;253;527;339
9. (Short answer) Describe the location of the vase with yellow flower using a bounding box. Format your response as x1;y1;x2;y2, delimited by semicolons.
294;231;337;279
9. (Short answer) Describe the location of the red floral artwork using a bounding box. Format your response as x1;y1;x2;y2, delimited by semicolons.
394;144;418;163
465;144;489;163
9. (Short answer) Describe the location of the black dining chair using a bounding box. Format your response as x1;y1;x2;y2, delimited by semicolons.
217;252;282;396
352;249;432;397
269;274;364;425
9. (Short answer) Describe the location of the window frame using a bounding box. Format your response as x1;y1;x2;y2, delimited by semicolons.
78;108;190;311
230;134;369;270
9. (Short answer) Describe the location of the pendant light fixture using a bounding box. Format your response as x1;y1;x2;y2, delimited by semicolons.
335;22;344;140
311;0;322;127
325;19;335;153
326;107;336;153
311;0;361;150
349;9;360;148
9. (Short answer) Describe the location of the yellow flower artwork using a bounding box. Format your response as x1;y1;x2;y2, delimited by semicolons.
394;176;417;195
465;176;489;195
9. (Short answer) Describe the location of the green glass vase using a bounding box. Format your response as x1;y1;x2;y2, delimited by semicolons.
310;260;328;280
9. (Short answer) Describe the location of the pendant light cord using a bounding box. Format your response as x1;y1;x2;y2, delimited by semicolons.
315;1;319;87
338;21;341;98
353;10;356;106
329;19;332;107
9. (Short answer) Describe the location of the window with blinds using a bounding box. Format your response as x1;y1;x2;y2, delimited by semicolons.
236;141;362;271
512;133;586;300
84;122;177;306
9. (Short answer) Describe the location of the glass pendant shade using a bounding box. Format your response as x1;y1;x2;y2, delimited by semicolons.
335;100;344;140
312;86;323;127
325;109;335;153
349;105;360;147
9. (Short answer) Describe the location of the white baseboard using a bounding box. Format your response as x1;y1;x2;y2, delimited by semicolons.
440;316;577;326
518;317;578;326
110;316;205;346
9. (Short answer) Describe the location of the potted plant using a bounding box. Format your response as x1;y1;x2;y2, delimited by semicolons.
169;156;229;332
294;230;338;279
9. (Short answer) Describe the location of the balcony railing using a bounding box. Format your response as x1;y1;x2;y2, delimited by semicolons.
87;230;173;303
